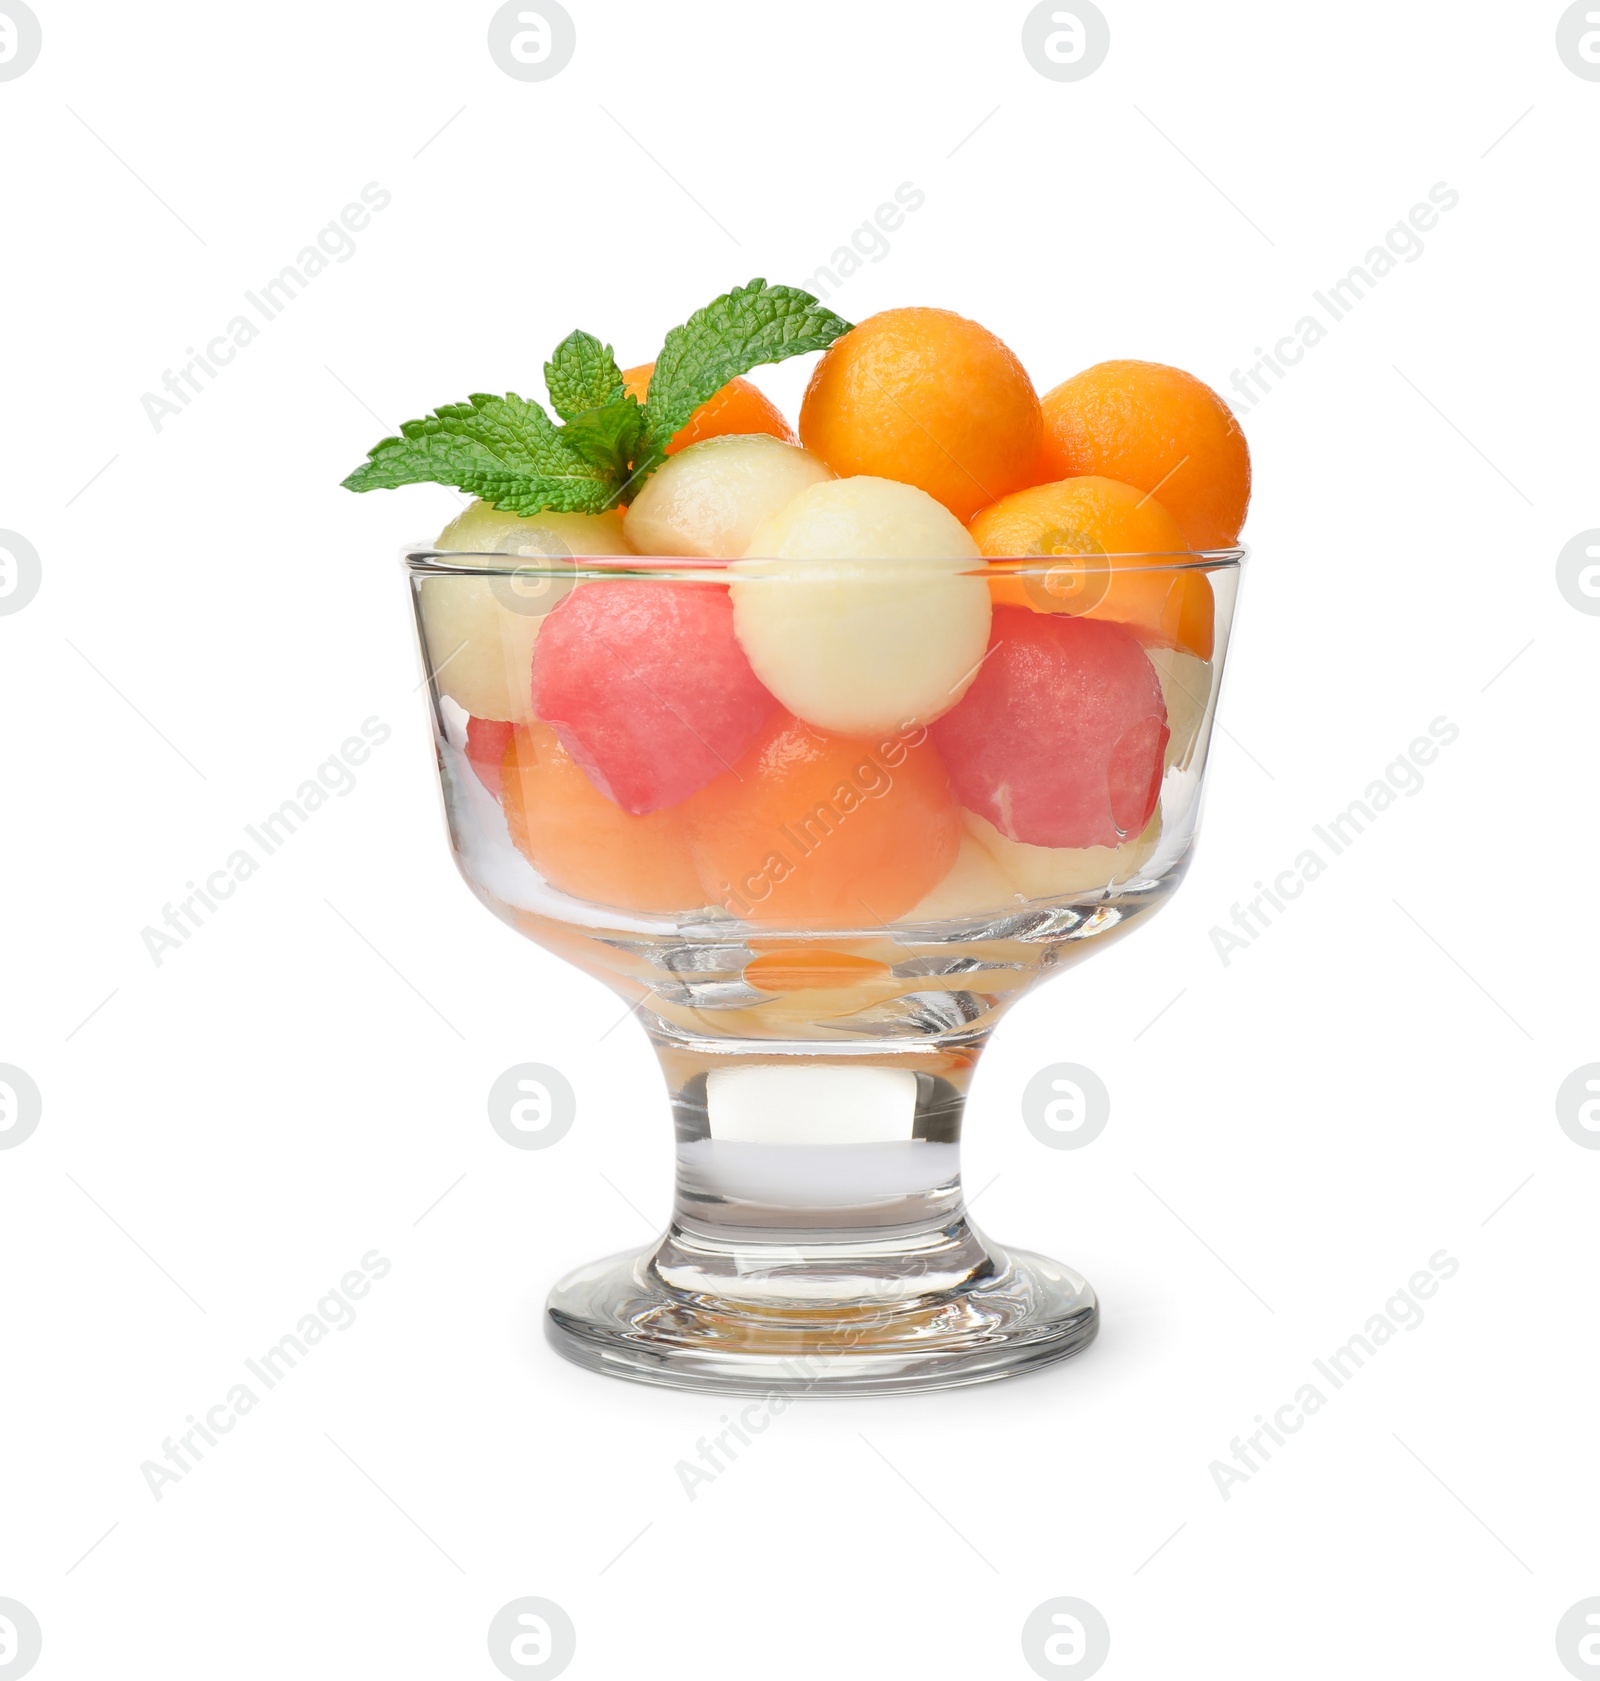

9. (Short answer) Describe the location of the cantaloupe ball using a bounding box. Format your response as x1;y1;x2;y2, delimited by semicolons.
1146;648;1213;770
964;809;1160;900
799;307;1042;523
732;477;990;735
623;435;833;558
1039;361;1250;551
420;503;631;722
906;833;1020;921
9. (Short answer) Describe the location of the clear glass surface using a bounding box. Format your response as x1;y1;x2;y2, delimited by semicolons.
407;548;1243;1393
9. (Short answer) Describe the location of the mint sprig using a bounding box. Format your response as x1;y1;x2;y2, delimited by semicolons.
559;395;645;483
626;280;854;492
341;279;852;517
543;330;624;420
341;392;616;514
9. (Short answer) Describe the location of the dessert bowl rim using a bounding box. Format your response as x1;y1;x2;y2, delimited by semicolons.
402;546;1247;579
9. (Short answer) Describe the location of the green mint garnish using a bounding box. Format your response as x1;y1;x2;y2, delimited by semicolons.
623;279;854;493
542;330;625;420
340;279;852;517
558;395;645;484
340;392;617;514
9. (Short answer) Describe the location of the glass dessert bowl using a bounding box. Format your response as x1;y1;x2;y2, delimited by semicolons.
407;545;1243;1395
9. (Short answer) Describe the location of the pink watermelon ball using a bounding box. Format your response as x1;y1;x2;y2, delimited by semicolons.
931;607;1170;848
529;580;777;814
465;716;514;798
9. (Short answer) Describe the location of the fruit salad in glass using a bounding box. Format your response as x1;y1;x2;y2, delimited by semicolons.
345;281;1247;1393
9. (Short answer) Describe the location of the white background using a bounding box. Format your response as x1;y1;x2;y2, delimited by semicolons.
2;2;1597;1676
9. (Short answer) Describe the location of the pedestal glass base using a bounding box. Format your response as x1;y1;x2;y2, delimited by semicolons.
545;1241;1097;1395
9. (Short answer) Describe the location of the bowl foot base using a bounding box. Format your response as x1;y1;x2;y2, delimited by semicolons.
545;1242;1097;1396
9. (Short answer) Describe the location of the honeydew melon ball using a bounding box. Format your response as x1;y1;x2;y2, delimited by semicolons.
732;477;990;736
1146;648;1212;770
964;808;1160;900
420;503;631;723
623;435;833;559
437;500;631;559
906;832;1020;921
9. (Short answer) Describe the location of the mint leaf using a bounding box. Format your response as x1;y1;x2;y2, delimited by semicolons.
633;279;852;484
339;279;853;517
544;331;625;421
341;392;615;515
559;396;645;490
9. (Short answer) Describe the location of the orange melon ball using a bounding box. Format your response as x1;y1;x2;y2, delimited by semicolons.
971;475;1214;659
742;949;893;993
684;713;960;928
798;307;1042;523
1038;360;1250;550
622;362;794;454
500;724;702;914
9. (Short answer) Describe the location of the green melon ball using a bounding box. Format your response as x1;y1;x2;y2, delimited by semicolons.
623;435;833;559
421;503;630;722
731;476;990;735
